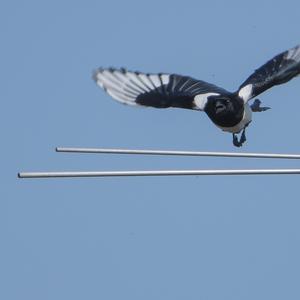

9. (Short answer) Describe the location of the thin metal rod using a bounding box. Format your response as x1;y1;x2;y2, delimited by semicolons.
56;147;300;160
18;169;300;178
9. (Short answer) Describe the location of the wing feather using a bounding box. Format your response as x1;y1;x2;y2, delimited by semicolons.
93;68;229;110
238;44;300;102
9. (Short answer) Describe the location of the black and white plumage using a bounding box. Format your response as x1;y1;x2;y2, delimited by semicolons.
93;45;300;147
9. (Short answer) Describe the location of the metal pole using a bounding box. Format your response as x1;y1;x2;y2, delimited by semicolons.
18;169;300;178
56;147;300;160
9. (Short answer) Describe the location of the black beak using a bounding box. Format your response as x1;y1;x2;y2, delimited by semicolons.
215;103;226;114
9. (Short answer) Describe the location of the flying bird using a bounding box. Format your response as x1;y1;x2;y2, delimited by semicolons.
93;45;300;147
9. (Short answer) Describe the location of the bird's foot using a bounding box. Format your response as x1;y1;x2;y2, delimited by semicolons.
232;129;247;147
250;99;271;112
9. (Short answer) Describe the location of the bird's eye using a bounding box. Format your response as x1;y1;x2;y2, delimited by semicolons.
218;99;229;105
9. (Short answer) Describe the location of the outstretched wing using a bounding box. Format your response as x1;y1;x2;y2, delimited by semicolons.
93;68;229;111
238;44;300;102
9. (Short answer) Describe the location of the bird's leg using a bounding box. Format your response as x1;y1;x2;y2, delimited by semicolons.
240;128;247;144
232;133;242;147
232;128;247;147
250;99;271;112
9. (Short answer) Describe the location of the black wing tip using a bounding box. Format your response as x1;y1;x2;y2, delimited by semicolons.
291;44;300;50
92;67;168;79
92;67;105;82
120;67;127;74
92;67;120;82
92;68;100;82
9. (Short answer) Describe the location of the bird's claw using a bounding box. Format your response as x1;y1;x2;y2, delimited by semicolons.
232;129;247;147
251;99;271;112
233;134;242;147
240;130;246;144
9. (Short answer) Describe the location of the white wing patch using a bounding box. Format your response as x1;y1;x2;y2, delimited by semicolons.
93;68;170;106
149;75;162;88
136;73;154;91
160;74;170;85
95;72;136;100
194;93;219;110
238;84;253;103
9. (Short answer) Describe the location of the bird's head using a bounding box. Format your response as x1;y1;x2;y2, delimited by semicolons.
215;98;232;114
204;95;244;127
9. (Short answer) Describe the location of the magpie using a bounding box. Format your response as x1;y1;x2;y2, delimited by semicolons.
93;45;300;147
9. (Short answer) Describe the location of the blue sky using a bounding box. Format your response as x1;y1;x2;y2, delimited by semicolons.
2;0;300;299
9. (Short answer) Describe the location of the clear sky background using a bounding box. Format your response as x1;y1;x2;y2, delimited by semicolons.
2;0;300;299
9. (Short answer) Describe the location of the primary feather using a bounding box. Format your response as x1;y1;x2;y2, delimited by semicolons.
238;44;300;102
93;68;228;110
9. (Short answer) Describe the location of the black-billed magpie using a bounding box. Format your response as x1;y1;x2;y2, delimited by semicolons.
93;45;300;147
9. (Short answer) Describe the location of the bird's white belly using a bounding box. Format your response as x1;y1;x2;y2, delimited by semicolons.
218;103;252;133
